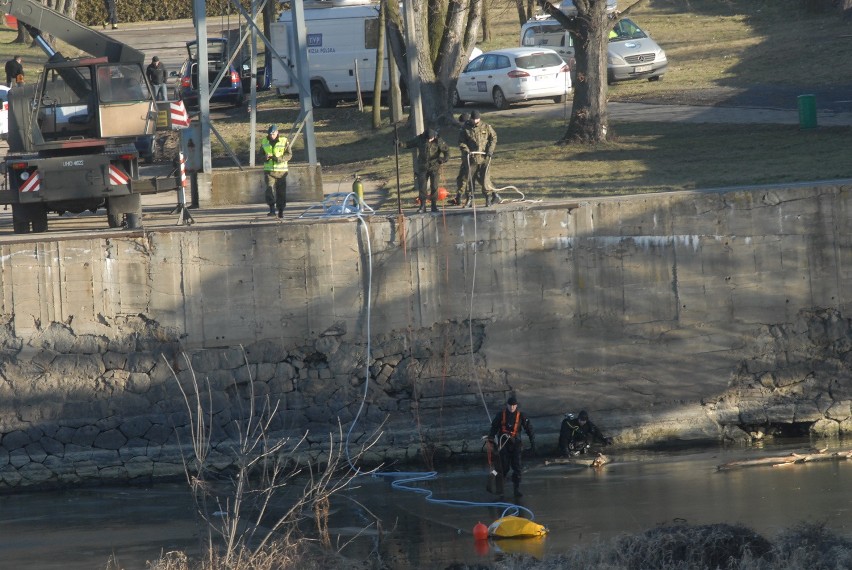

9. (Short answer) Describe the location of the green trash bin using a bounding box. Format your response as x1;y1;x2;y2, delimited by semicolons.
798;94;817;129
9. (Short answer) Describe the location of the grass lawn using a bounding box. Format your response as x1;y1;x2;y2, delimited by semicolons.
2;0;851;205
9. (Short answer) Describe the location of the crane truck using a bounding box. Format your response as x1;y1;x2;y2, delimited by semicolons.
0;0;171;233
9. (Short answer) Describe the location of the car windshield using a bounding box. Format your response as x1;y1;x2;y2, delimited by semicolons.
514;51;564;69
610;18;647;41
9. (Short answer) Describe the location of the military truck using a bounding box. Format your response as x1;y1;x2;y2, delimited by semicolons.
0;0;168;233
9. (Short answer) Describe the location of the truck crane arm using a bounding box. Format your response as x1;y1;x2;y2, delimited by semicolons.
0;0;145;64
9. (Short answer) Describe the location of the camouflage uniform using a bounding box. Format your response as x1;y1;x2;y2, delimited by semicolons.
401;130;449;213
454;114;470;205
459;119;498;206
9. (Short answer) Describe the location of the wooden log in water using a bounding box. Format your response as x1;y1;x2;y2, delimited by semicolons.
717;448;852;471
544;453;609;468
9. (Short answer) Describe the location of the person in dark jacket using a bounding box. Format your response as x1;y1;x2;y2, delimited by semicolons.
4;55;22;88
488;396;535;497
558;410;612;456
398;128;449;213
146;56;168;101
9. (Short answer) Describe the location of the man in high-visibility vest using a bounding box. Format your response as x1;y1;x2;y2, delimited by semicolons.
261;124;290;218
488;395;535;498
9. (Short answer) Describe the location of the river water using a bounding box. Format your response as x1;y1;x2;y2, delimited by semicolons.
1;441;850;569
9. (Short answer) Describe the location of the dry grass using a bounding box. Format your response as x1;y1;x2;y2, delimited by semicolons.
4;1;850;204
202;0;852;204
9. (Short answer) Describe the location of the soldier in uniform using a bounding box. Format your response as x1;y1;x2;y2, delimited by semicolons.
452;113;470;206
459;109;499;207
398;128;449;213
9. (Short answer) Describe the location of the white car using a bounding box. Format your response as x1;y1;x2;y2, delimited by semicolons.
0;85;9;139
453;47;571;110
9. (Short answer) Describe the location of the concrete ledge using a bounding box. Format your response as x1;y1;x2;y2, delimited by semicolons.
203;163;324;207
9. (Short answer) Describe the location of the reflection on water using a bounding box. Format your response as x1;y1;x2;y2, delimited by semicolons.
2;442;851;569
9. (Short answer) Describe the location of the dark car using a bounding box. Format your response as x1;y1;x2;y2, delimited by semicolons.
177;37;244;109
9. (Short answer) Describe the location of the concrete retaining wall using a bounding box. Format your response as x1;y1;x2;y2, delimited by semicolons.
193;163;324;207
2;180;852;488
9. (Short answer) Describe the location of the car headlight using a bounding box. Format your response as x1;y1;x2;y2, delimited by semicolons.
658;48;667;62
607;52;626;65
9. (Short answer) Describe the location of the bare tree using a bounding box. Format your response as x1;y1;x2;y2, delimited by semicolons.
537;0;643;144
155;351;384;569
385;0;483;127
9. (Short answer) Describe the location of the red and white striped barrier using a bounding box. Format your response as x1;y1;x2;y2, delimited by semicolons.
19;171;40;193
108;164;130;186
179;150;187;189
170;101;190;128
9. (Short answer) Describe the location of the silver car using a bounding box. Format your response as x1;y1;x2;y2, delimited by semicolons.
520;16;668;84
452;47;572;110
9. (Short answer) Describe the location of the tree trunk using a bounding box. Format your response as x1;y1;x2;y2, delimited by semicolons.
481;0;491;42
372;2;387;129
536;0;611;144
562;0;609;143
386;0;483;130
514;0;526;26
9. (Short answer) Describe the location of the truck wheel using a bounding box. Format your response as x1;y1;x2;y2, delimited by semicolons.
126;213;141;229
11;203;47;234
310;82;335;108
107;214;122;228
31;207;48;233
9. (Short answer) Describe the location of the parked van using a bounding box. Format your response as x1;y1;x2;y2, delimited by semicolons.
520;14;667;84
271;0;389;107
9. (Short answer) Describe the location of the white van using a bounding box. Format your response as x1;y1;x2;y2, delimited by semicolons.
271;0;388;107
520;15;668;84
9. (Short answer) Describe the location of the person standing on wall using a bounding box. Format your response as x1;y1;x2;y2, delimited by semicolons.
488;395;535;498
103;0;118;29
398;128;449;214
5;55;22;88
261;124;291;218
452;113;470;206
459;109;500;207
146;56;168;101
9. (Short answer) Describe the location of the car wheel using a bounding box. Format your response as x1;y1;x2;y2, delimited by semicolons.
311;82;336;108
452;89;464;108
648;75;661;82
553;95;565;104
492;87;509;110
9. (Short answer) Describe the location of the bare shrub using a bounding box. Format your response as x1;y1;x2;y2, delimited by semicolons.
769;521;852;569
145;351;381;570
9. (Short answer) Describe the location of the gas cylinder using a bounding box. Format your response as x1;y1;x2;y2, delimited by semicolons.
352;174;364;202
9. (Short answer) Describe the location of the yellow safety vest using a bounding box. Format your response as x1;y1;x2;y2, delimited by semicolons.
262;136;289;174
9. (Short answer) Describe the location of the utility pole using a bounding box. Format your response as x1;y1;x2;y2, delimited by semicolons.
401;0;423;135
291;0;317;164
193;0;212;173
